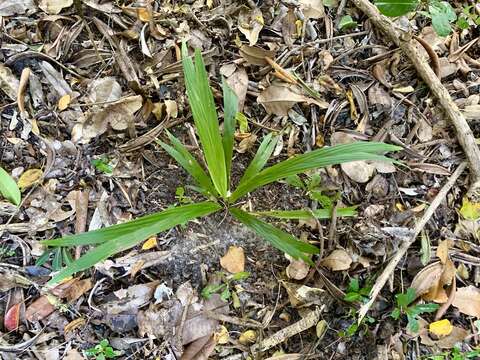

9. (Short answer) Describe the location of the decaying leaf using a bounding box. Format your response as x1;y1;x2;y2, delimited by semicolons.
238;7;264;46
220;246;245;274
452;286;480;318
286;257;310;280
258;84;327;116
87;77;122;103
417;318;469;349
74;96;143;143
58;94;71;111
39;0;73;15
436;239;453;264
281;282;325;308
320;249;352;271
141;237;157;250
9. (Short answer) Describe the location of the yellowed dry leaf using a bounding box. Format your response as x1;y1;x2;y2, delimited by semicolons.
239;45;275;65
141;237;157;250
320;249;352;271
239;330;256;345
452;286;480;317
214;325;229;344
220;246;245;274
429;319;453;337
18;169;43;190
58;94;71;111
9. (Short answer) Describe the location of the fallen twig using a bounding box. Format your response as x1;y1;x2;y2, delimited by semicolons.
357;162;467;322
352;0;480;196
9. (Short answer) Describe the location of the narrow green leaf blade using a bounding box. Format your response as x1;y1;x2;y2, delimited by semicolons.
230;142;400;202
235;133;278;192
182;43;227;197
253;207;357;220
222;78;238;182
0;166;21;206
230;208;319;265
46;201;221;285
374;0;419;17
156;134;216;195
42;201;221;247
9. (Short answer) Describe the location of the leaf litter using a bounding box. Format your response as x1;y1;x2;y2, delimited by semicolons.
0;0;480;359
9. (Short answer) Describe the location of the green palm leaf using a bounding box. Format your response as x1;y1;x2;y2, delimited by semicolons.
230;208;319;265
222;78;238;183
253;207;357;220
182;43;228;197
230;142;400;202
45;201;221;285
156;132;216;196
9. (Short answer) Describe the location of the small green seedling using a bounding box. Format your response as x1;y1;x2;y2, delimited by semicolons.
338;15;358;30
339;307;376;337
344;277;371;303
375;0;462;36
40;43;399;286
85;339;121;360
426;344;480;360
175;186;193;205
456;5;480;30
201;271;250;302
0;245;15;259
391;288;439;332
91;157;113;174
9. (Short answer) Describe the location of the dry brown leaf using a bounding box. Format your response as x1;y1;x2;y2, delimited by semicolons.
320;249;352;271
4;303;21;331
74;95;143;143
410;261;444;298
286;258;310;280
239;45;275;65
452;286;480;317
87;77;122;103
258;84;327;116
300;0;325;19
238;7;264;46
436;239;453;264
417;318;469;349
236;134;257;153
39;0;73;14
64;349;85;360
220;246;245;273
225;67;249;111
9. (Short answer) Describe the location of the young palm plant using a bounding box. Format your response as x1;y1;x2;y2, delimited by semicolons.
41;44;400;285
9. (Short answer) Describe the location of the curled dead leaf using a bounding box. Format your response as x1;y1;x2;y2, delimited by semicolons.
410;261;444;299
238;7;264;46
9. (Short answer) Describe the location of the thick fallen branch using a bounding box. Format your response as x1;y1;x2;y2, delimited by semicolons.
357;162;467;322
352;0;480;195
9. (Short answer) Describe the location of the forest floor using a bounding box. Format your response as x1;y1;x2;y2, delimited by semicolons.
1;0;480;359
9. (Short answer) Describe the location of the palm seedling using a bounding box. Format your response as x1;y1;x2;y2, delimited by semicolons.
41;43;400;285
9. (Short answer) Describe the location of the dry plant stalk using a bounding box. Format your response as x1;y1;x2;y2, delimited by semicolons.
352;0;480;196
